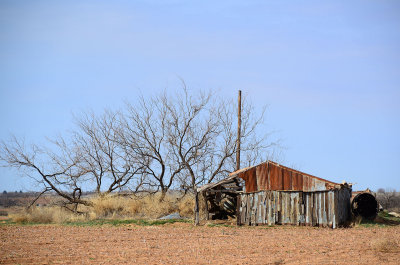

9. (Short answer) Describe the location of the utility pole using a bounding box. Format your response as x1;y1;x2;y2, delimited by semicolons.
236;90;242;171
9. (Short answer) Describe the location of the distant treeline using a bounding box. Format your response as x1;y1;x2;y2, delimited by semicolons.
376;188;400;212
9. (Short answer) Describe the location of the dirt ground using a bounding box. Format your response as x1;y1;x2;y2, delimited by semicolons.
1;223;399;264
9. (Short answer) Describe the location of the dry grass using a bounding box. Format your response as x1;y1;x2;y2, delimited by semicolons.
90;193;194;219
9;207;87;224
8;192;195;224
371;237;399;253
177;194;194;217
90;195;133;218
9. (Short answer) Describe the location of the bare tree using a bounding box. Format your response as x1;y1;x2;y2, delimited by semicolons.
72;110;145;196
0;136;93;208
119;86;278;200
121;95;186;201
376;188;399;211
161;85;278;193
0;110;147;208
0;85;280;207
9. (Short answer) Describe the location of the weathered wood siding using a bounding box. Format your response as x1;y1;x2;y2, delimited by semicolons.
238;188;351;228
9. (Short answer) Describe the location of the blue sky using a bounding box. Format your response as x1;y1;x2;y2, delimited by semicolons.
0;0;399;191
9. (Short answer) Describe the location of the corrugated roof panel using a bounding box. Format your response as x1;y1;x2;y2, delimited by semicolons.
292;172;302;191
298;172;304;191
256;162;269;190
283;168;292;190
269;163;283;190
240;167;257;193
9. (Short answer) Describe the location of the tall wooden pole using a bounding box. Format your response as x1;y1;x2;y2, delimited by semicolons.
236;90;242;171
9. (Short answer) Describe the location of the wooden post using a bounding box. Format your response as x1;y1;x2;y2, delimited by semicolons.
236;90;242;171
194;191;200;225
203;191;209;220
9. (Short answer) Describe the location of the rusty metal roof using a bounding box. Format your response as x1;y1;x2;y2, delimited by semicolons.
198;160;347;193
233;161;343;192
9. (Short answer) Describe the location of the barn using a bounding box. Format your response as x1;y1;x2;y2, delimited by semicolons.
196;160;352;228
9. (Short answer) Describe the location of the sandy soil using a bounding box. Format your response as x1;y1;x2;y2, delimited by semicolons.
1;223;399;264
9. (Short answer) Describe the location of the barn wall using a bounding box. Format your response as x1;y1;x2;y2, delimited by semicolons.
337;188;352;224
238;188;351;228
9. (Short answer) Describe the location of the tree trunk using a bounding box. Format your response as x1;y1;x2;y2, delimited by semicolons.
159;188;167;202
194;191;200;225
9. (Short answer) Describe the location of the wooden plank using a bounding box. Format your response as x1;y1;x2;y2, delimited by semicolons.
272;191;276;225
248;193;253;225
202;192;209;221
304;193;309;225
332;190;339;228
257;193;263;224
337;188;351;225
251;193;258;226
277;192;282;224
280;192;285;224
322;192;327;226
285;192;290;224
266;191;272;225
306;193;310;226
326;192;330;227
338;189;345;224
241;194;247;225
326;192;329;226
328;191;334;228
312;193;317;226
287;192;291;224
285;192;291;224
318;192;323;226
292;193;297;225
281;192;286;224
246;194;251;226
236;194;241;226
299;192;305;225
292;192;298;225
206;189;241;194
344;189;349;223
261;192;266;224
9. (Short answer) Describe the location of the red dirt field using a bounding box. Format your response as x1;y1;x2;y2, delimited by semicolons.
1;223;400;264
